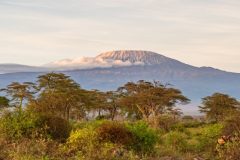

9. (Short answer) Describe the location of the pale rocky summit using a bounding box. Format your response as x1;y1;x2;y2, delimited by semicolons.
96;50;173;65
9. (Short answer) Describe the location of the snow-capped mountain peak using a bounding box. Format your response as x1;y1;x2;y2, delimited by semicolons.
46;50;175;69
96;50;170;65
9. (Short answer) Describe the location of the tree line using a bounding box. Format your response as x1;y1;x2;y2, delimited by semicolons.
0;72;239;125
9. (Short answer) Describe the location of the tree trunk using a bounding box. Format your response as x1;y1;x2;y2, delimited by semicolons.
66;106;70;121
111;106;117;121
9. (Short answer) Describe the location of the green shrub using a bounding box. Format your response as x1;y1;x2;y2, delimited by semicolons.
66;126;138;160
0;110;71;141
126;121;158;153
164;131;189;152
182;120;204;128
0;110;39;140
66;127;97;153
171;122;186;132
196;123;223;152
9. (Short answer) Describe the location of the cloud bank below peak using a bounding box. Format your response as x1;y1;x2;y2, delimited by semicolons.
45;56;145;70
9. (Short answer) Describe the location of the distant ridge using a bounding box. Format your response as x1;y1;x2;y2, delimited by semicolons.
0;64;48;74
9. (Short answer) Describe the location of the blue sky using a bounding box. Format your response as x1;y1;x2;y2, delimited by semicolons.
0;0;240;72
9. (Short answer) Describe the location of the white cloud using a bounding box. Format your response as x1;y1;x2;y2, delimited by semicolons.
46;56;144;69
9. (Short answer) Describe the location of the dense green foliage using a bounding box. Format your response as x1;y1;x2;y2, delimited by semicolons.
0;73;239;160
0;96;9;109
199;93;240;122
126;121;158;153
0;110;40;140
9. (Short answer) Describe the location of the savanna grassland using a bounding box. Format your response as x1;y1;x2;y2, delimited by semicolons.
0;73;239;160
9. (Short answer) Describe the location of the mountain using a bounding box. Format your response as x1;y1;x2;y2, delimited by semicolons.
0;50;240;115
47;50;186;69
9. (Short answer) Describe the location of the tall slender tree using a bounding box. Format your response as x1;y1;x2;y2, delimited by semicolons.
1;82;36;112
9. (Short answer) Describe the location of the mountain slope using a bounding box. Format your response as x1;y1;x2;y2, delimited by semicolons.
0;64;49;74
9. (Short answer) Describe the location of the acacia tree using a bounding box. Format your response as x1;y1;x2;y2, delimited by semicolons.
35;73;87;121
0;82;36;112
199;93;240;122
118;80;189;125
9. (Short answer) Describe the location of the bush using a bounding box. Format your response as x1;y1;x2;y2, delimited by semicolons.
171;123;186;132
71;120;158;153
0;110;40;140
3;138;59;160
66;127;97;153
182;121;204;128
217;113;240;160
126;121;158;153
182;115;194;121
37;115;72;141
222;111;240;136
158;115;178;132
0;110;71;141
164;131;189;152
196;123;223;152
97;121;134;146
217;135;240;160
66;126;138;160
